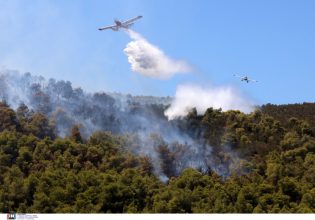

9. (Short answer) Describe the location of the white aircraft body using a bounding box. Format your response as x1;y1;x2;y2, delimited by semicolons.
98;15;143;31
233;74;258;83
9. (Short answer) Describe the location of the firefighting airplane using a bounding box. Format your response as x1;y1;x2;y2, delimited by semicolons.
233;74;258;83
98;15;143;31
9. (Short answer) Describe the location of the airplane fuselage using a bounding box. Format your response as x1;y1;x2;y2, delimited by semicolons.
241;77;250;83
114;20;122;26
112;20;132;30
99;15;142;31
234;74;257;83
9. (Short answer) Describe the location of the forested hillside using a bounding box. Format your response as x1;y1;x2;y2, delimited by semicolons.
1;96;315;213
262;103;315;133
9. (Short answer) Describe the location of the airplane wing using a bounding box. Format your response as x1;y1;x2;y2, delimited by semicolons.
98;25;117;31
233;74;243;78
122;15;143;25
249;79;258;82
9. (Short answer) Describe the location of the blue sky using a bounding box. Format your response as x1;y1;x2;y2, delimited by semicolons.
0;0;314;105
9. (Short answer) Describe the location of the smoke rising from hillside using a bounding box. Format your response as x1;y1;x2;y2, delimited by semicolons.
0;70;247;180
124;30;192;79
165;84;255;120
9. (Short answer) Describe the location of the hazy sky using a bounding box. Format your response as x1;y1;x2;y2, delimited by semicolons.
0;0;314;105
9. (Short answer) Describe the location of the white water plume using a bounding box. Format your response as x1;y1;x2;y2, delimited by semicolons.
124;30;192;79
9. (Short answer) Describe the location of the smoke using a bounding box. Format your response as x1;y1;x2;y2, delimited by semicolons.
165;84;255;120
123;30;192;79
0;70;249;181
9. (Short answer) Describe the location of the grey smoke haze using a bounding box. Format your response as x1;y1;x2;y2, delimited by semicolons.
165;84;255;120
123;30;192;79
0;70;246;180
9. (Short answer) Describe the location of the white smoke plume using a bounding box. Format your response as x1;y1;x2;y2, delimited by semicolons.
0;70;250;179
165;84;255;120
123;30;192;79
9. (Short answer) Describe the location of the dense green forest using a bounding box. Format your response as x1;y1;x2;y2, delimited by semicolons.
1;100;315;213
